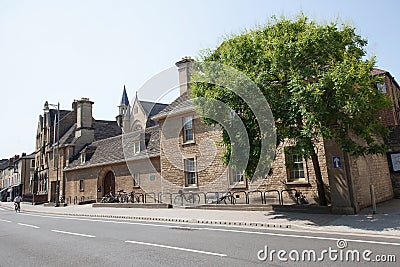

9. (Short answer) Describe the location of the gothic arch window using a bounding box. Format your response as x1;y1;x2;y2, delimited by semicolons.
131;120;143;131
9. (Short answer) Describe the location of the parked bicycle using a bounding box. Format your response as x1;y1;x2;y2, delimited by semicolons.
295;191;309;205
101;192;119;203
116;190;128;203
129;191;144;203
174;190;200;205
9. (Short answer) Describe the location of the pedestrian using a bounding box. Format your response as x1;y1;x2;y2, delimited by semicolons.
14;195;22;212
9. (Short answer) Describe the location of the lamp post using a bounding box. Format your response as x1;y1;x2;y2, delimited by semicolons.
44;101;60;207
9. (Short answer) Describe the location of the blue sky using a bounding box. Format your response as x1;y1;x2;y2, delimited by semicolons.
1;0;400;159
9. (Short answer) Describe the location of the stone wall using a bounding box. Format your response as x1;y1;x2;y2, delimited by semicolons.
64;157;162;203
159;114;228;194
349;153;393;210
388;126;400;198
259;139;329;205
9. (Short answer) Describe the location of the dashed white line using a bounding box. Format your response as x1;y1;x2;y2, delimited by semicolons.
0;219;12;223
125;240;227;257
18;223;40;229
19;213;400;246
51;230;96;238
0;207;5;211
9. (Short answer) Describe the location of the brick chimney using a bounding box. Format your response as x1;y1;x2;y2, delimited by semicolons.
75;97;94;142
175;56;194;96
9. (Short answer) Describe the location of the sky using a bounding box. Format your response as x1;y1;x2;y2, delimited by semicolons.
1;0;400;159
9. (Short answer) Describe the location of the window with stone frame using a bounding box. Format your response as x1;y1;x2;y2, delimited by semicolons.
79;179;84;192
285;147;306;181
184;158;197;186
182;116;194;143
231;169;244;185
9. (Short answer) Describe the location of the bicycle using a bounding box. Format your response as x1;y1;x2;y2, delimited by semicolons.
14;202;20;212
174;190;200;205
209;192;236;204
129;192;144;203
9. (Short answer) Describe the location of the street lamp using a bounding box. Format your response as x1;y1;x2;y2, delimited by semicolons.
44;101;60;207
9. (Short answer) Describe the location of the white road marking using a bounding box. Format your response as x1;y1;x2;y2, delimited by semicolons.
51;230;96;238
125;240;227;257
20;213;400;246
0;219;12;223
18;223;40;229
0;208;5;211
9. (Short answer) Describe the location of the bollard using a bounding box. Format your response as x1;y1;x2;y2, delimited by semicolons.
370;184;377;214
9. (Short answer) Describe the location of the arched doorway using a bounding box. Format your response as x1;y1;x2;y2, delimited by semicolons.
103;171;115;196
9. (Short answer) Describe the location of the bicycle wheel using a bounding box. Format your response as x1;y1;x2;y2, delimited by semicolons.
224;195;236;204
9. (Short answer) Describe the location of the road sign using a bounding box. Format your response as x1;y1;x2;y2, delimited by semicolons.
333;156;342;168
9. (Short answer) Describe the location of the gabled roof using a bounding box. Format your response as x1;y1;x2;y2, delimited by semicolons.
139;100;168;118
57;120;121;148
93;120;122;141
151;92;192;120
372;68;387;76
64;125;160;171
0;159;8;170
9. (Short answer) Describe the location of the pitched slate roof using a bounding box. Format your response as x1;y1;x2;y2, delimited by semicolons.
93;120;122;141
140;100;168;117
64;125;160;171
0;159;8;171
151;92;193;120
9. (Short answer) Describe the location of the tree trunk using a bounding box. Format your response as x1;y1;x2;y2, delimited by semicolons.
310;148;328;206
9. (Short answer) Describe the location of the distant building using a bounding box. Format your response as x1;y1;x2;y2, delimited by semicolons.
0;153;34;201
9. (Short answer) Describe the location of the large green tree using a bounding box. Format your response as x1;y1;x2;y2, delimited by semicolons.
191;15;391;206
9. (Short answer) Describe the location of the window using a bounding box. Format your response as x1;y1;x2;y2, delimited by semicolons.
30;159;35;168
285;148;305;181
183;116;193;143
184;158;197;186
79;179;84;192
377;83;387;94
134;141;141;154
149;174;156;182
231;169;244;184
80;153;86;164
134;105;138;114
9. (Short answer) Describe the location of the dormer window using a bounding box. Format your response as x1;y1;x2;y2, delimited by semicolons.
80;153;86;164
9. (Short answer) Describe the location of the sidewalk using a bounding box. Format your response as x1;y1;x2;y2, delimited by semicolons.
1;199;399;238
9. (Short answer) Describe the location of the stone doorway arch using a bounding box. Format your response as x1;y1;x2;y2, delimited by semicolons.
97;167;116;200
103;171;115;197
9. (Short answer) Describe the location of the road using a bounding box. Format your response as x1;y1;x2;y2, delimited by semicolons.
0;207;399;266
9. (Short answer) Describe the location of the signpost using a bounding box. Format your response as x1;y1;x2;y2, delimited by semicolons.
333;156;342;168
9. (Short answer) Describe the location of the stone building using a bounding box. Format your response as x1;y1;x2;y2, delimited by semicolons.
64;90;165;202
34;98;121;204
59;58;399;214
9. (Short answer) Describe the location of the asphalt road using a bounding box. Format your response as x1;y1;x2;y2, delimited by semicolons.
0;207;399;266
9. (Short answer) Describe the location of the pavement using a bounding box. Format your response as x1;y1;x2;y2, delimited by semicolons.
1;199;399;238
